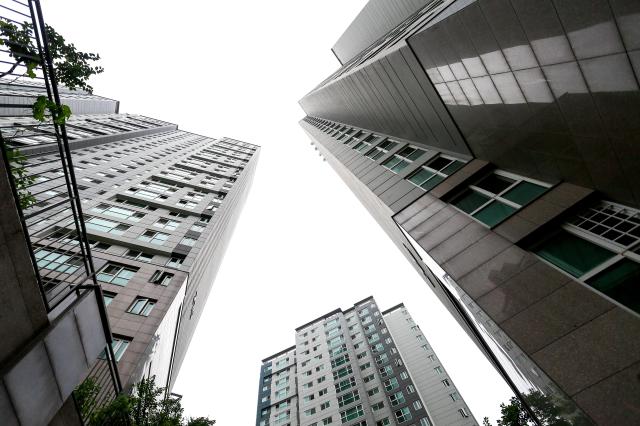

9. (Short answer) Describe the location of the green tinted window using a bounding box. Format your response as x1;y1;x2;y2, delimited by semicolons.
408;168;434;186
453;190;489;214
503;181;547;205
587;258;640;314
473;201;517;227
535;231;615;277
421;174;444;191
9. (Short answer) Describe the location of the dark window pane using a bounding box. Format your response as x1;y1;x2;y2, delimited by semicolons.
408;169;434;186
391;160;409;173
475;174;515;194
426;156;451;171
534;231;615;277
587;258;640;314
421;174;444;191
502;181;547;205
441;160;465;175
473;201;517;227
453;190;490;214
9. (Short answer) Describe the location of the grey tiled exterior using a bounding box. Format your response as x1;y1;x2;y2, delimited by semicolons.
299;1;640;424
256;297;476;426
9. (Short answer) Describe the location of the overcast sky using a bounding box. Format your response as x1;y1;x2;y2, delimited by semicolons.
44;1;514;424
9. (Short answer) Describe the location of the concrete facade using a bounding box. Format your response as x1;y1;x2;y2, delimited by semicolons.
256;297;476;426
299;1;640;424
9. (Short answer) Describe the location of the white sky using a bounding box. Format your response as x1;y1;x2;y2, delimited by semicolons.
44;1;514;424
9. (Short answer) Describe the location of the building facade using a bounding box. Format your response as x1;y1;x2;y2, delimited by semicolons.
0;5;258;422
299;1;640;424
256;297;476;426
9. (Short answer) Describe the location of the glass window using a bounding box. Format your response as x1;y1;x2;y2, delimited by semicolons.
138;230;169;245
395;407;412;423
154;217;180;231
390;391;406;406
532;201;640;314
97;263;137;286
365;139;398;160
85;216;130;235
452;171;549;227
103;291;116;306
35;249;83;274
340;404;364;423
111;337;131;361
408;155;465;191
382;145;426;173
127;297;156;316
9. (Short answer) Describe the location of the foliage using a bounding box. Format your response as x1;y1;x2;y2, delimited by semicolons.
33;95;71;125
484;390;586;426
74;378;101;420
75;376;215;426
3;143;36;209
0;18;103;125
45;24;103;93
0;20;38;77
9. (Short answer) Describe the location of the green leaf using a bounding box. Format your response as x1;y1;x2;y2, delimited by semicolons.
32;96;48;122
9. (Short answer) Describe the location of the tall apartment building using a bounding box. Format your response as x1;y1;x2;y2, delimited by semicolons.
0;4;258;424
299;1;640;424
256;297;476;426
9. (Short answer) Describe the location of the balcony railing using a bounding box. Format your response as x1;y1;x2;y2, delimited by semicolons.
0;0;123;419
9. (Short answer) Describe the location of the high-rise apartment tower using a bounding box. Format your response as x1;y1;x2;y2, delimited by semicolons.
256;297;476;426
0;4;258;424
299;0;640;424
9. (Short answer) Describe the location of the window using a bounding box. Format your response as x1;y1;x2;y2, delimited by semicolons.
452;171;549;227
333;366;352;380
320;401;330;410
335;377;356;393
434;366;443;374
413;400;423;410
359;362;371;371
365;139;398;160
384;377;399;391
371;401;384;411
128;297;156;316
97;263;137;286
406;385;415;394
166;254;186;268
35;249;83;274
442;379;451;387
340;404;364;423
376;419;390;426
318;388;328;396
103;291;116;306
532;201;640;314
382;145;426;173
419;417;433;426
352;134;375;152
91;203;145;221
124;250;154;263
363;374;375;383
304;408;316;416
331;354;350;368
395;407;412;423
179;236;197;247
450;392;460;401
322;417;332;425
154;217;181;231
317;376;326;384
379;365;393;378
138;230;169;245
458;408;470;418
150;270;174;286
111;336;131;361
367;387;380;397
407;155;465;191
337;390;359;407
390;391;406;406
85;217;130;235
